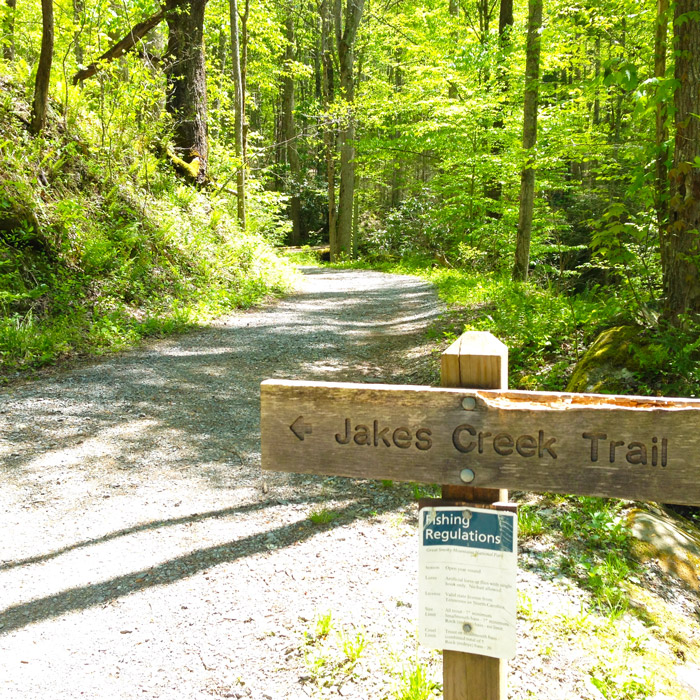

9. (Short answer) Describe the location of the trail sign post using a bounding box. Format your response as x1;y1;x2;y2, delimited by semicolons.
260;384;700;505
260;331;700;700
437;331;510;700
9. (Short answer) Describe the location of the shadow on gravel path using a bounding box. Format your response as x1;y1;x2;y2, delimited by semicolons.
0;492;404;635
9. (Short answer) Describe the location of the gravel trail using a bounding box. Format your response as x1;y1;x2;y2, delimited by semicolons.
0;268;447;699
3;267;692;700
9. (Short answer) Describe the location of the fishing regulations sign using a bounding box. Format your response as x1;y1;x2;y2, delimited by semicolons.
418;506;517;659
260;379;700;504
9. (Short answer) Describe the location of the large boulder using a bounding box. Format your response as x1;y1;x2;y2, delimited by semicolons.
628;505;700;591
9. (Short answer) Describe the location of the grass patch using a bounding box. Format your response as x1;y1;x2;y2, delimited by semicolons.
300;610;441;699
520;590;695;700
308;507;340;525
280;245;326;266
518;504;547;538
395;663;440;700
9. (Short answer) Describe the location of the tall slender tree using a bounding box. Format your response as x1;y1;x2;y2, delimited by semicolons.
448;0;458;99
655;0;670;274
73;0;84;67
282;14;302;244
331;0;365;260
485;0;514;216
512;0;542;282
239;0;249;165
3;0;16;61
230;0;246;225
320;0;337;247
30;0;54;134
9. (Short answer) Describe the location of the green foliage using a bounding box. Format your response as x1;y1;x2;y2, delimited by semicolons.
589;204;661;321
308;507;339;525
518;505;546;538
557;498;639;616
410;483;440;500
626;320;700;396
590;664;655;700
314;611;333;639
0;69;296;376
340;629;367;663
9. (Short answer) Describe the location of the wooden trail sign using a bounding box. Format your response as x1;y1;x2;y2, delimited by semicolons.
261;380;700;505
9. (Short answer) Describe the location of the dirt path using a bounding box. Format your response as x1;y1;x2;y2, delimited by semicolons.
0;268;448;699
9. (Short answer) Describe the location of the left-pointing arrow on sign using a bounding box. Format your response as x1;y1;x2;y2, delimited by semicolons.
290;416;312;441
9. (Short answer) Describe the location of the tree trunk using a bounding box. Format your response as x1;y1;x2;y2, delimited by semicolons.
165;0;208;184
332;0;365;260
320;0;336;247
30;0;54;135
240;0;249;165
485;0;514;217
389;51;403;209
655;0;670;276
72;0;85;67
3;0;16;61
663;0;700;321
512;0;542;282
314;19;322;102
283;14;302;244
229;0;246;225
211;28;227;119
448;0;458;99
593;35;601;126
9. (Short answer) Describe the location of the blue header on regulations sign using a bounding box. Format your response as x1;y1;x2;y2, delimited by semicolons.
422;508;515;553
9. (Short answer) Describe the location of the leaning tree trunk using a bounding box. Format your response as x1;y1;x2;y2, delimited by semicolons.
30;0;54;135
229;0;246;226
165;0;208;184
512;0;542;282
663;0;700;322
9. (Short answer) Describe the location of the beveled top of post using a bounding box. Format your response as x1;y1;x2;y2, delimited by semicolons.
441;331;508;391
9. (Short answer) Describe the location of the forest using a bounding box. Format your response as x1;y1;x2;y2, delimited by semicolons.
2;3;700;697
0;0;699;395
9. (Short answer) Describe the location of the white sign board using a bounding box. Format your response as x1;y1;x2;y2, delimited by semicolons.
418;506;517;659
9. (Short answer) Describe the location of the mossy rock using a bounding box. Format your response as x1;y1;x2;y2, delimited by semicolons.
566;325;642;394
